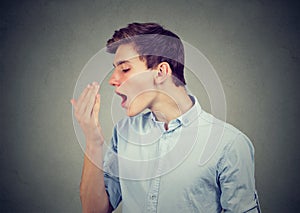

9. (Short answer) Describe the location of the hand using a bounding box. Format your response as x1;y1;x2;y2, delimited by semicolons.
70;82;104;147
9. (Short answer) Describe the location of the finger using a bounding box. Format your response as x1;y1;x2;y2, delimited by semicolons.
78;84;91;103
77;83;95;115
92;93;101;124
76;84;91;111
70;99;79;113
86;82;100;116
83;83;100;118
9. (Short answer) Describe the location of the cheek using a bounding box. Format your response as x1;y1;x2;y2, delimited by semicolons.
123;72;154;97
132;80;153;95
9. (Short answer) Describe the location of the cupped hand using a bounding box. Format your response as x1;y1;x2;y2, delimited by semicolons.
70;82;104;146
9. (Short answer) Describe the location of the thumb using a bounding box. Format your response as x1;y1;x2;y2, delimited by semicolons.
70;99;75;105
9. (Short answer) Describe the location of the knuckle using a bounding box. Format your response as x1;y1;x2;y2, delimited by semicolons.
82;117;90;125
77;117;82;123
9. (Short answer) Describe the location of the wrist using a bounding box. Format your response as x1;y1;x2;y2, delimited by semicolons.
84;141;104;165
85;138;104;150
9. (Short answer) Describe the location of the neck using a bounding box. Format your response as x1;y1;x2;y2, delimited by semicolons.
149;85;194;125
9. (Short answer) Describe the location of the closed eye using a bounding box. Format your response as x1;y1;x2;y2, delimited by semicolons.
122;68;130;73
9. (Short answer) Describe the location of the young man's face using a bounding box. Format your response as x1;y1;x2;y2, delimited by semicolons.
109;43;157;117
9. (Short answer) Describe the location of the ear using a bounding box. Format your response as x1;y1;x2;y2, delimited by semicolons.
154;62;172;85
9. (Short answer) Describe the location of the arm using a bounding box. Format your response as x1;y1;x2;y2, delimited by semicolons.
71;82;113;213
217;133;260;213
80;144;113;213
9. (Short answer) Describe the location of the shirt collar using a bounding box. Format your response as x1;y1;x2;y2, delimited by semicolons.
178;95;202;126
149;95;202;129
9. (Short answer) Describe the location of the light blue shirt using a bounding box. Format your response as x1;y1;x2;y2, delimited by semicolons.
103;96;261;213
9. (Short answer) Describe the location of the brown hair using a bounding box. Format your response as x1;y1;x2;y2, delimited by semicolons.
106;22;186;86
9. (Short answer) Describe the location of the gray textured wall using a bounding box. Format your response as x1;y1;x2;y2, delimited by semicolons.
1;0;299;212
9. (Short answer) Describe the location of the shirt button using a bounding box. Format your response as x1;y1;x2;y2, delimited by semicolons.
150;195;156;200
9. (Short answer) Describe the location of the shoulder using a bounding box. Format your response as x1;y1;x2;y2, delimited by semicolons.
200;109;253;144
197;110;255;164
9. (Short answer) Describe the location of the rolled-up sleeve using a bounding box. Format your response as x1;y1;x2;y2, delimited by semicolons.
103;127;122;210
218;133;261;212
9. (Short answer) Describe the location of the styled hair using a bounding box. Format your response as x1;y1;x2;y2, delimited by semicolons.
106;22;186;86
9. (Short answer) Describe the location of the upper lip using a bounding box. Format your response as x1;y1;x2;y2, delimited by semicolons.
115;90;127;99
115;90;124;96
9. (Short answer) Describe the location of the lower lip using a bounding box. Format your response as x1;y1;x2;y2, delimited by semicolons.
121;99;127;108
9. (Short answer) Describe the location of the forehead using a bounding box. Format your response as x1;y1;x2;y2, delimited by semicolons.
113;43;140;66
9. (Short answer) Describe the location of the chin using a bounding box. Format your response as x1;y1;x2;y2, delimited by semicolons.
126;108;142;117
126;104;147;117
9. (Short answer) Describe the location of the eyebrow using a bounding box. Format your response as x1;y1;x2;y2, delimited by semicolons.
113;60;130;68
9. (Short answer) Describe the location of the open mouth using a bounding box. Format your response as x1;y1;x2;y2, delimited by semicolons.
116;91;127;108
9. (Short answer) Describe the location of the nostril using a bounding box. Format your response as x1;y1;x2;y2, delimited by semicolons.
109;78;117;86
109;81;120;87
109;75;120;87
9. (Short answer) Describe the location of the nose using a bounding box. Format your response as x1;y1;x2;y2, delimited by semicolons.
109;69;120;87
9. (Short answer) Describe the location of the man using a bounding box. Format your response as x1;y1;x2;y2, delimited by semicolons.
70;23;261;213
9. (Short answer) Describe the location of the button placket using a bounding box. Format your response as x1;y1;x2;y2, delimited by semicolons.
146;133;168;213
146;176;160;213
